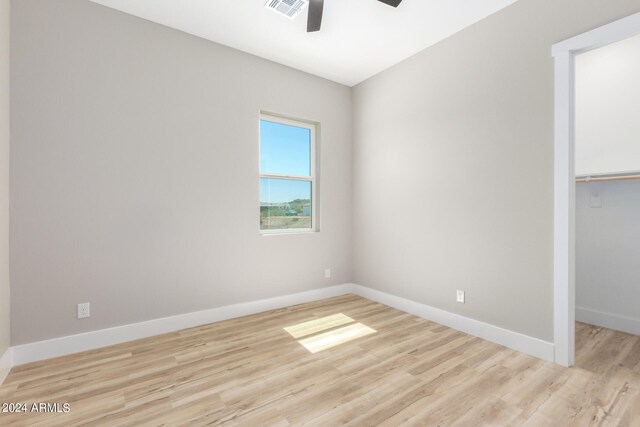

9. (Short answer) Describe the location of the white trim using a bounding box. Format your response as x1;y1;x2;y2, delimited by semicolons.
12;284;354;365
0;347;12;386
576;307;640;336
259;229;318;236
552;12;640;368
553;49;576;368
260;173;313;182
352;285;555;362
12;283;556;366
552;13;640;56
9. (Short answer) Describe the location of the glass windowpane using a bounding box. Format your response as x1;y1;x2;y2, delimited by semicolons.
260;120;311;176
260;178;312;230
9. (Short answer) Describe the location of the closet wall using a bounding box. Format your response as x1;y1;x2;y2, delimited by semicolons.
575;34;640;335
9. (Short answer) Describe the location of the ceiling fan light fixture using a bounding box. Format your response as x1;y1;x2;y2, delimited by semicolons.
266;0;404;33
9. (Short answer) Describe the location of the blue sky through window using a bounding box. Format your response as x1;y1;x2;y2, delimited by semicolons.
260;120;311;203
260;120;310;176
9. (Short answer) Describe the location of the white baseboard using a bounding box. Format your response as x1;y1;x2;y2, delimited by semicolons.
12;284;355;365
352;285;555;362
576;306;640;336
11;282;555;366
0;347;12;386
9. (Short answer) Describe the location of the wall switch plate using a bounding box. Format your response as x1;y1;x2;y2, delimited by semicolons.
77;303;90;319
456;290;465;304
324;268;331;279
589;184;602;208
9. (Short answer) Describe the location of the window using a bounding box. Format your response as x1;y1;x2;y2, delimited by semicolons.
259;114;316;233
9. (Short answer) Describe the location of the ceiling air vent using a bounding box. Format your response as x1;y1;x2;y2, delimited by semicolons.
264;0;308;20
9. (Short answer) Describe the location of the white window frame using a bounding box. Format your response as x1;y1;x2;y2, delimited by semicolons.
259;113;317;235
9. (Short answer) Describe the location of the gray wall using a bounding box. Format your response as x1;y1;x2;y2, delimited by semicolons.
0;0;9;355
352;0;640;342
11;0;640;348
11;0;353;345
576;181;640;323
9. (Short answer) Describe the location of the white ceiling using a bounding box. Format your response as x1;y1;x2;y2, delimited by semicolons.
90;0;519;87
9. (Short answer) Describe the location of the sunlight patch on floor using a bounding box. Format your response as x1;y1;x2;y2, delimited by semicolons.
284;313;377;353
297;323;377;354
284;313;355;339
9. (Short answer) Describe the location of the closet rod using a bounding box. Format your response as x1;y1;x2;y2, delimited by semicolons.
576;174;640;183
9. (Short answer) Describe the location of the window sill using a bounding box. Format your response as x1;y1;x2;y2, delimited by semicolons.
260;229;318;236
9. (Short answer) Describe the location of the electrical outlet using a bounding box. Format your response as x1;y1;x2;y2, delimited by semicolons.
77;303;90;319
324;268;331;279
456;290;465;304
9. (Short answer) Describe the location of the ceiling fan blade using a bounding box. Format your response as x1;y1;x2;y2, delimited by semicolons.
377;0;403;7
307;0;324;32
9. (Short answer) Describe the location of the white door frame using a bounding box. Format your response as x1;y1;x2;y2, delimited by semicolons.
552;12;640;367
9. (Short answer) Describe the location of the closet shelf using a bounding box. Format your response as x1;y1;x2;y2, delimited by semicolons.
576;173;640;183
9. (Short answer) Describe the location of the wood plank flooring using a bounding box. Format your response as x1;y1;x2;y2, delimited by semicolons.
0;294;639;426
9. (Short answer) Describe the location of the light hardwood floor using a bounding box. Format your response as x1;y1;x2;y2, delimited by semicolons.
1;295;639;426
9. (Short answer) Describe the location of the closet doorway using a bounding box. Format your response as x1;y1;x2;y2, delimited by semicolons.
574;33;640;366
553;13;640;367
